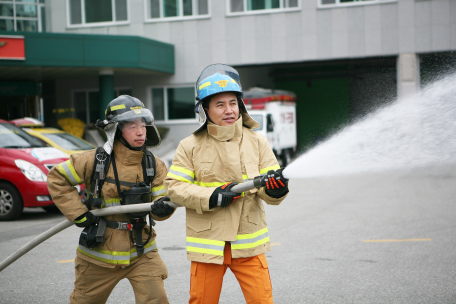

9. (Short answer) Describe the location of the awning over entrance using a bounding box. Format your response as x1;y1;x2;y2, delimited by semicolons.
0;31;175;124
0;31;175;80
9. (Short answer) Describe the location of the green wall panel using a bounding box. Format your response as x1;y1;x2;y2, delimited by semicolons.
275;78;350;152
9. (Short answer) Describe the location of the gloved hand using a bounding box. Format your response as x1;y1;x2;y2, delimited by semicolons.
209;182;241;209
151;196;175;217
263;169;289;198
74;211;96;228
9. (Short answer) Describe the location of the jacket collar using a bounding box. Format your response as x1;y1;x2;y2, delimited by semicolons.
207;116;243;142
113;140;144;165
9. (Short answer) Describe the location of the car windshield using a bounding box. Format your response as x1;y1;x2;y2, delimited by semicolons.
249;114;264;131
0;123;48;148
43;133;94;150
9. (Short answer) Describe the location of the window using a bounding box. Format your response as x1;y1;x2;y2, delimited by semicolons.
228;0;299;15
145;0;209;21
67;0;128;27
151;86;196;122
319;0;396;7
0;0;45;32
73;88;132;124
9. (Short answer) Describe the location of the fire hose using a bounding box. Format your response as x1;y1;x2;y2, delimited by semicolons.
0;177;266;272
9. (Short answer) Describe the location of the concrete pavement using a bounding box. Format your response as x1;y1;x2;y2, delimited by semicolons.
1;164;455;303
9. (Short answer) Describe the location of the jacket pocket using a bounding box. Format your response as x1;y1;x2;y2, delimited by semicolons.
258;254;273;291
186;218;212;233
248;212;260;225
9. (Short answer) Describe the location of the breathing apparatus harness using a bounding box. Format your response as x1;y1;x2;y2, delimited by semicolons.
80;145;156;256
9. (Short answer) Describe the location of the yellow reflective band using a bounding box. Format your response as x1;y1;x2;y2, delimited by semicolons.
167;172;193;184
151;185;165;193
231;79;236;83
78;249;130;265
235;227;268;240
231;228;269;250
66;160;82;184
170;165;195;178
260;165;281;175
186;237;225;246
199;81;211;90
151;185;166;199
57;160;82;186
186;237;225;256
187;246;224;256
111;104;126;111
194;181;227;187
102;198;121;208
77;240;157;265
74;217;86;224
231;236;270;250
57;163;72;184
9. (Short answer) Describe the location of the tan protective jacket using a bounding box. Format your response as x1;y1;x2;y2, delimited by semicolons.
48;140;171;268
164;117;287;265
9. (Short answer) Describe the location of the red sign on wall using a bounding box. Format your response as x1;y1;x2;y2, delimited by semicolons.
0;35;25;60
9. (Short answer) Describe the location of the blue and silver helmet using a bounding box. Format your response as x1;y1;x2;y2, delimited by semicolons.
194;64;258;133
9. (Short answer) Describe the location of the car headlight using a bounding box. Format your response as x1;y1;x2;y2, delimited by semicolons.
14;159;47;182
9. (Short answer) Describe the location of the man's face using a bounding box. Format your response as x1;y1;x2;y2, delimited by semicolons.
122;118;146;147
205;92;240;126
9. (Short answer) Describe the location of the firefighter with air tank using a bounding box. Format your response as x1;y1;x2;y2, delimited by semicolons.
47;95;175;304
164;64;289;303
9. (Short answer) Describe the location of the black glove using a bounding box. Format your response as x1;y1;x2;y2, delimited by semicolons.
263;169;289;198
209;182;241;209
151;196;175;218
74;211;96;228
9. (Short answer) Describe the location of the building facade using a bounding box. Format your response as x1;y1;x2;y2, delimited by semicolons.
1;0;455;157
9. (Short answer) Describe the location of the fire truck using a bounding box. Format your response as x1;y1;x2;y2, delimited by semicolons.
243;87;297;167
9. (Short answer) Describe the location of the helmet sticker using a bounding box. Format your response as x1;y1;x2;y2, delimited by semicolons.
199;81;211;90
111;104;126;111
214;80;229;87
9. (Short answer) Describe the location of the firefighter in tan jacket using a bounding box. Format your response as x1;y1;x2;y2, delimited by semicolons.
47;96;175;304
164;64;289;304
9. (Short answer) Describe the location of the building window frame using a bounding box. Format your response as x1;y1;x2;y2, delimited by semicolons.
71;87;132;124
65;0;130;29
317;0;397;9
226;0;300;17
143;0;210;23
0;0;45;32
148;84;198;124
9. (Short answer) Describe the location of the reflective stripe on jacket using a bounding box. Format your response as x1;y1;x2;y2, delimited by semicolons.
47;140;172;268
164;117;287;265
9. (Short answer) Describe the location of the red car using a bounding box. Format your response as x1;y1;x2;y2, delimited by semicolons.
0;119;86;220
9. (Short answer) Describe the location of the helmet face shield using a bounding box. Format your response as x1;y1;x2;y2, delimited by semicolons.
111;108;154;125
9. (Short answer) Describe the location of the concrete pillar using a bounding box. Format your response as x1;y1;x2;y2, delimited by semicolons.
397;53;420;98
99;68;114;120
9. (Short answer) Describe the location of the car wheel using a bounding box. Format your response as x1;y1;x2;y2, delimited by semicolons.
0;182;23;221
42;204;62;214
281;149;292;167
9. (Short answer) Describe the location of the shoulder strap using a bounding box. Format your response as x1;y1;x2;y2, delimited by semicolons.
142;149;156;185
86;147;112;209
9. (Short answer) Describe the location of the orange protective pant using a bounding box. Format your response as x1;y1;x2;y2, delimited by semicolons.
189;242;273;304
